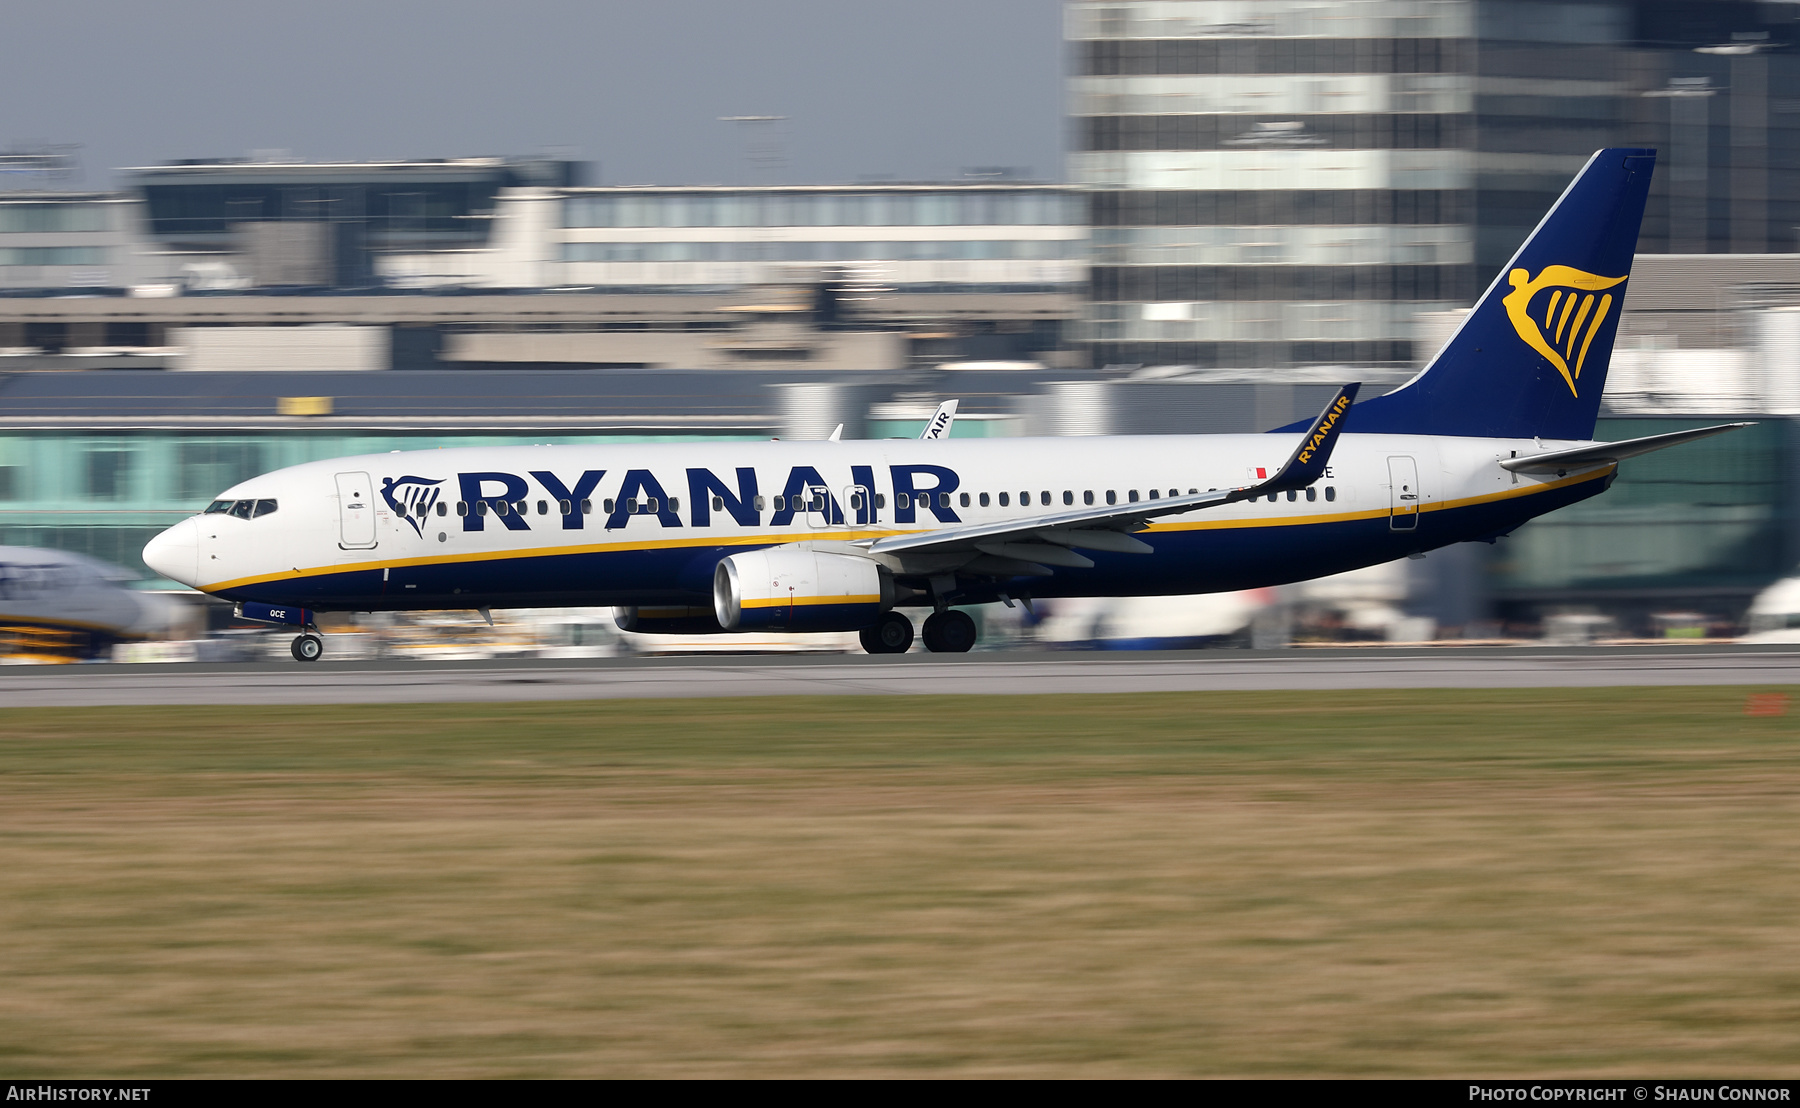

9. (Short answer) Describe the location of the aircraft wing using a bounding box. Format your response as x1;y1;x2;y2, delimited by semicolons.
863;383;1359;568
1500;422;1754;474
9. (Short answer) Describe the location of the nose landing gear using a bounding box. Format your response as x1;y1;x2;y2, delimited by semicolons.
291;633;324;662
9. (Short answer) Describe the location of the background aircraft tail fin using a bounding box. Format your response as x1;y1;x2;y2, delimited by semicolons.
1302;147;1655;440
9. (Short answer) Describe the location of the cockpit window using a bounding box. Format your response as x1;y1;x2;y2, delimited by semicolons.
205;498;279;519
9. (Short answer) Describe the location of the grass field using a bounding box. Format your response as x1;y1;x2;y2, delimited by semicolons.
3;688;1799;1077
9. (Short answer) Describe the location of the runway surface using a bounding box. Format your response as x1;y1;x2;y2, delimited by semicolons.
7;645;1800;707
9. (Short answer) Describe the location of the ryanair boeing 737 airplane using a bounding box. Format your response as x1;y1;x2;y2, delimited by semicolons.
143;148;1748;661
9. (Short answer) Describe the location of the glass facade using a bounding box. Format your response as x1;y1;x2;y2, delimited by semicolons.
1068;0;1482;369
557;186;1088;290
1069;0;1800;370
562;190;1082;229
0;203;110;233
562;240;1082;264
0;247;110;267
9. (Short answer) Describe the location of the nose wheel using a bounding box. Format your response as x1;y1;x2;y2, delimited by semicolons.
920;610;977;653
291;633;324;662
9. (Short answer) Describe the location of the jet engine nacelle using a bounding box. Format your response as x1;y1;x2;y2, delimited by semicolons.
714;547;892;632
613;605;728;635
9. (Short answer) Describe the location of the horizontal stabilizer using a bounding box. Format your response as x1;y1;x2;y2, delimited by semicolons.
1500;423;1754;473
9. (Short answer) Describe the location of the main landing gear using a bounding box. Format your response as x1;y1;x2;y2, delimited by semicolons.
860;611;914;655
857;610;978;654
920;610;977;654
291;633;324;662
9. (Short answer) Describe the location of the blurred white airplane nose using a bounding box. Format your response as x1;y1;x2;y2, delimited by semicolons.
143;518;200;587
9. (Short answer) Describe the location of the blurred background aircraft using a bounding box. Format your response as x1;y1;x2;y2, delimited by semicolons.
0;545;188;662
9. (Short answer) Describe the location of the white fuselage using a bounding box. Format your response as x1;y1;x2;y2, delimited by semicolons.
143;431;1611;613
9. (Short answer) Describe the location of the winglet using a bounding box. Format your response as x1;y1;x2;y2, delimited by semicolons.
1234;383;1359;501
919;400;958;440
827;423;844;442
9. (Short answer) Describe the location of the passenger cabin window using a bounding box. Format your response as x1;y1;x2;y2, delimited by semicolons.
559;499;572;515
603;498;616;513
773;496;786;511
874;494;885;509
999;492;1010;507
979;492;990;507
1305;488;1316;502
939;493;950;508
1106;490;1116;505
1128;490;1139;503
960;492;970;508
581;499;592;515
1084;490;1094;505
457;502;468;516
437;502;448;516
1063;491;1073;505
713;496;724;511
1325;487;1336;502
1286;490;1297;502
755;495;767;511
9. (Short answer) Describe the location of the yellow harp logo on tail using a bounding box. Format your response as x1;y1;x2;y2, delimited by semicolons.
1501;265;1628;398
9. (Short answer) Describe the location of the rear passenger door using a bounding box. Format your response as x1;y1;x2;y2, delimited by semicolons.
1387;456;1420;532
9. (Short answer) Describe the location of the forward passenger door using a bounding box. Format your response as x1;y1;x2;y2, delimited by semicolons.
336;471;378;549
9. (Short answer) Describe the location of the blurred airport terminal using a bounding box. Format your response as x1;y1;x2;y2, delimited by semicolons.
7;0;1800;658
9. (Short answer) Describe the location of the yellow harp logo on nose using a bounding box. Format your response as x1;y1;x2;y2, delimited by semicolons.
1502;265;1628;398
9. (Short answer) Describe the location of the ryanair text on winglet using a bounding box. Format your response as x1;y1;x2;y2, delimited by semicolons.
1295;393;1352;466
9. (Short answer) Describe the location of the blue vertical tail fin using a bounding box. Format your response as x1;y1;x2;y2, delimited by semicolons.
1320;147;1655;440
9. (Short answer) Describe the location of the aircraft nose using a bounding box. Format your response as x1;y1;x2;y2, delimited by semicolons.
143;518;200;587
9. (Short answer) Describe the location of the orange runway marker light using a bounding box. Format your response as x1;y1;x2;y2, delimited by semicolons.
1743;692;1790;717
